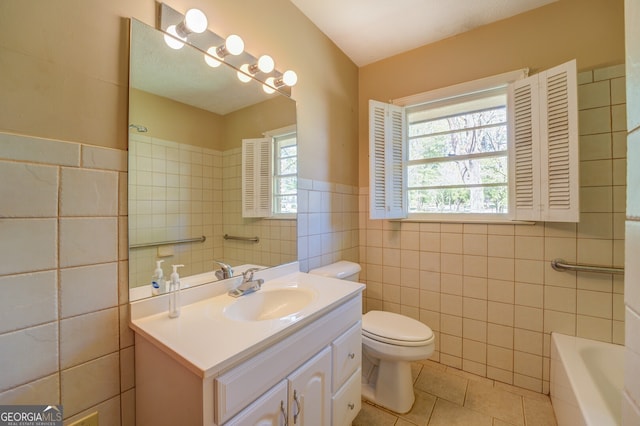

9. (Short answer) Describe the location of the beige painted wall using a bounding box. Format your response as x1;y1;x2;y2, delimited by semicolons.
224;96;296;150
358;0;626;186
130;89;225;149
0;0;359;186
130;89;295;151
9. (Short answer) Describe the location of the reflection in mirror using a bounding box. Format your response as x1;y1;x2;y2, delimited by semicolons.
128;19;297;301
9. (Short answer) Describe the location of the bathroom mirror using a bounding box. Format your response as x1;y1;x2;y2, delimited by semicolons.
128;19;297;300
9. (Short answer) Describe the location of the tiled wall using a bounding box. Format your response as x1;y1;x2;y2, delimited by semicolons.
128;134;223;286
624;0;640;421
0;132;133;424
128;139;297;287
358;64;627;394
221;147;297;267
297;178;360;273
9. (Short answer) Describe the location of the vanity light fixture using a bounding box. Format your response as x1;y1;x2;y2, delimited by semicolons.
175;9;208;37
262;70;298;94
163;8;208;50
204;47;222;68
237;55;275;83
216;34;245;58
159;3;297;96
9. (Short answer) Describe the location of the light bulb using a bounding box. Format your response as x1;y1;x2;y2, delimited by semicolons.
225;34;244;56
263;77;276;94
257;55;275;73
282;70;298;87
237;64;252;83
184;9;208;34
204;47;222;68
164;25;186;50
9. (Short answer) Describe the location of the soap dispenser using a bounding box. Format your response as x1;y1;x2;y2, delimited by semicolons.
151;260;165;296
168;264;184;318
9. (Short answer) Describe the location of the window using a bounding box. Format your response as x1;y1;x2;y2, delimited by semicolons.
272;131;298;216
242;126;297;218
370;60;579;222
406;88;508;216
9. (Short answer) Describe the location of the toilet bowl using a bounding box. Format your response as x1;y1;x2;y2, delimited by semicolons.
309;261;435;414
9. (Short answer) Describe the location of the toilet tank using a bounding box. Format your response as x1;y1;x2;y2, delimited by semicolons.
309;260;361;282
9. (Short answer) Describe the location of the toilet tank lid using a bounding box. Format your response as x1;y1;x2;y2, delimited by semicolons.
309;260;361;279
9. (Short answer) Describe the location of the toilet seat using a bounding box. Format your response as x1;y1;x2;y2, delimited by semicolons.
362;311;434;347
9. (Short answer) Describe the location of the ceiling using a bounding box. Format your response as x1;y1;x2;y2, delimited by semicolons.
290;0;558;66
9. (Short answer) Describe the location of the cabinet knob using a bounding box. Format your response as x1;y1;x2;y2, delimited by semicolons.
348;352;355;359
348;402;355;410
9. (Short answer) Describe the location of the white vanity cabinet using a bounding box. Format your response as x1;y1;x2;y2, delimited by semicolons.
215;297;361;425
134;289;362;426
226;347;332;426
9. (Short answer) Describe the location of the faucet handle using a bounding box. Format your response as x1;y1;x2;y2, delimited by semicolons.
214;260;233;278
242;267;261;281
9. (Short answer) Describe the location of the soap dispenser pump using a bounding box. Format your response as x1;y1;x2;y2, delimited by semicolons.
168;264;184;318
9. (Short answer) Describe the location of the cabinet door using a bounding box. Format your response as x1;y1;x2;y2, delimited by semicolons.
332;368;362;426
225;380;288;426
288;347;332;426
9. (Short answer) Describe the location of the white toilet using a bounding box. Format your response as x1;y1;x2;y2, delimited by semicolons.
309;261;435;414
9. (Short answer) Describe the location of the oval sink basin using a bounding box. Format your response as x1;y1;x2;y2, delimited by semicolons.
223;288;316;321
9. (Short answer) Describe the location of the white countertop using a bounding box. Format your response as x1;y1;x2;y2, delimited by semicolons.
129;264;364;378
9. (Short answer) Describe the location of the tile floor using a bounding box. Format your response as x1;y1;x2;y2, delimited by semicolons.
352;359;557;426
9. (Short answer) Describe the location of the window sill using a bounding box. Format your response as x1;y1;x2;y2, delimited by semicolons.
392;215;536;225
268;214;297;220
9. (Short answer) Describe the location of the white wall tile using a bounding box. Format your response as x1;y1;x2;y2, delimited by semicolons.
0;323;58;392
60;168;118;216
514;329;543;356
487;323;513;349
60;308;119;369
0;271;57;334
576;315;612;341
65;395;122;426
580;133;612;161
579;106;611;135
544;286;576;313
60;262;118;318
0;132;79;166
628;134;640;218
0;374;59;405
61;353;120;417
82;145;127;172
59;218;118;267
514;351;542;379
0;219;57;275
577;289;612;318
627;0;640;129
578;80;611;109
0;161;58;217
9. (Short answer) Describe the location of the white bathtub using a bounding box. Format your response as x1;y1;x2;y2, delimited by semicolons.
550;333;625;426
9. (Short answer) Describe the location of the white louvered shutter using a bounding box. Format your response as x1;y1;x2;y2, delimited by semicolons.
508;59;579;222
242;138;272;217
539;60;579;222
369;100;408;220
509;75;541;221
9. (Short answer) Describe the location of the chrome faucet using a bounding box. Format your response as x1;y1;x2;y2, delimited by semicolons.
228;268;264;298
214;260;233;280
